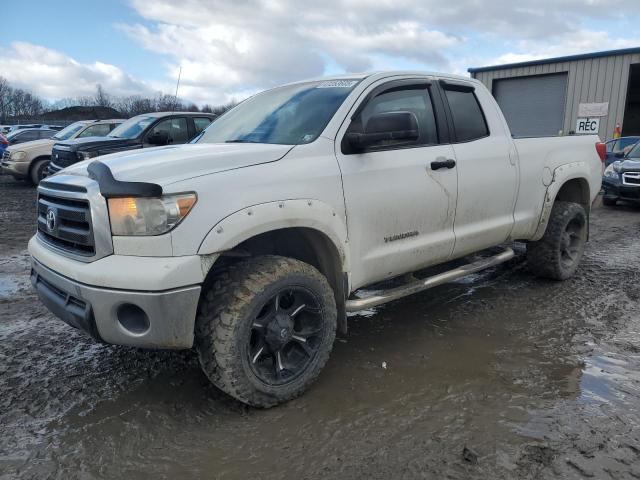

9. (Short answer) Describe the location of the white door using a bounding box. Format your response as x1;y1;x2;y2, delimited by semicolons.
335;81;458;290
440;83;517;257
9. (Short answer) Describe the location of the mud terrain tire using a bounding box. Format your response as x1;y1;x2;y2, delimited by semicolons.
195;255;337;407
527;201;587;280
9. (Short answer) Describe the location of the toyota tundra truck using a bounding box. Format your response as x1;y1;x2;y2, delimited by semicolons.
29;72;604;407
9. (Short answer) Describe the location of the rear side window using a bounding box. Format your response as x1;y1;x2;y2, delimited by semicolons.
38;130;55;139
444;89;489;142
194;117;212;135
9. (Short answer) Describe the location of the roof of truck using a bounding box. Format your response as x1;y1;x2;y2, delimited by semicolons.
283;70;476;87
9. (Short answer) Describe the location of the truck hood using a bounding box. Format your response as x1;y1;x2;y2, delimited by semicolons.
61;143;295;186
54;136;138;152
7;138;54;152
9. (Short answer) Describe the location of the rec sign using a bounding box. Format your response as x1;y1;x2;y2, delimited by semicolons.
576;117;600;134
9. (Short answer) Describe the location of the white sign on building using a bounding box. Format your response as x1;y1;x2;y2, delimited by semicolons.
576;117;600;134
578;102;609;117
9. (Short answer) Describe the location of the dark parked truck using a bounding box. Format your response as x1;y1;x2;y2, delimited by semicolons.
48;112;216;174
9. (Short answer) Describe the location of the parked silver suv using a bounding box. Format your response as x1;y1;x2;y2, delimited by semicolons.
1;119;122;184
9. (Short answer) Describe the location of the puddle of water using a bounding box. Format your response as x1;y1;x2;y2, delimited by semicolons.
0;276;22;299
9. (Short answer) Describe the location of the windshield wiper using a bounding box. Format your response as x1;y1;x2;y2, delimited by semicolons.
225;139;260;143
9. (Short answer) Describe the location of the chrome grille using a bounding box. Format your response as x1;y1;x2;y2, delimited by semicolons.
37;191;95;256
622;172;640;186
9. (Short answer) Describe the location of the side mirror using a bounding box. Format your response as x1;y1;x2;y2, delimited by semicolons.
615;151;625;158
147;131;170;146
347;111;419;151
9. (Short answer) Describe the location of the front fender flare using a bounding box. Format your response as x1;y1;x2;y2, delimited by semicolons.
197;199;350;271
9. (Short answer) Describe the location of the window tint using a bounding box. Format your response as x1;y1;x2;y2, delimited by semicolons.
347;87;438;149
78;123;112;138
444;89;489;142
606;140;618;153
194;117;212;135
16;130;39;142
149;118;189;144
38;130;56;139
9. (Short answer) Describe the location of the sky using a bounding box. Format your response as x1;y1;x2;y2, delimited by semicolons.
2;0;640;107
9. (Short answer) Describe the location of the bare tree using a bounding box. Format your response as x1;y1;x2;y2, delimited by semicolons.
94;84;111;108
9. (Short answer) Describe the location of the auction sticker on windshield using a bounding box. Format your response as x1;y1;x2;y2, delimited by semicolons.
316;80;359;88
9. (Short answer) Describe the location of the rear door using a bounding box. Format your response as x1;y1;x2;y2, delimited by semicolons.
335;78;458;289
438;79;517;257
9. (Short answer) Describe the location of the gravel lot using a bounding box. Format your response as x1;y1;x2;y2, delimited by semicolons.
1;174;640;479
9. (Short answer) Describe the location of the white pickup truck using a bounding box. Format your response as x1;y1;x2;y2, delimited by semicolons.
29;71;604;407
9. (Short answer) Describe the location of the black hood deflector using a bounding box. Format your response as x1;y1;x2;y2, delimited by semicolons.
87;161;163;198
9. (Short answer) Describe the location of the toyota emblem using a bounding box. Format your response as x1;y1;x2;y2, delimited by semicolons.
46;209;56;231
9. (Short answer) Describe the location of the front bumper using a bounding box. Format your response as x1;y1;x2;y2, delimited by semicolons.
1;154;30;178
602;176;640;203
31;257;201;348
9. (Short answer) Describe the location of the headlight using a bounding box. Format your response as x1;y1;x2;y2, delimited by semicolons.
77;151;99;160
107;193;197;236
10;151;26;161
604;163;620;178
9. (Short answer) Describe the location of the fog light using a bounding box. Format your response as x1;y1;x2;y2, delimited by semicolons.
116;303;150;335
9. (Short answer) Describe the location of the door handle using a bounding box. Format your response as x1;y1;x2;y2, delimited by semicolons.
430;159;456;170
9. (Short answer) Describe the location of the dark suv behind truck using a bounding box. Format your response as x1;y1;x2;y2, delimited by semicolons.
48;112;216;174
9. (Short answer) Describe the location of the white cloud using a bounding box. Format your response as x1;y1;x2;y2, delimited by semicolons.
0;42;154;101
3;0;640;106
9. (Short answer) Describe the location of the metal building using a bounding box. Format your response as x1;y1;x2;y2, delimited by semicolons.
468;47;640;141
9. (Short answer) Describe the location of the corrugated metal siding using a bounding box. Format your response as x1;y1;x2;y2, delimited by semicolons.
472;52;640;141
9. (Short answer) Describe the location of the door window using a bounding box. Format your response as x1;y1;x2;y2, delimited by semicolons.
347;86;438;150
149;118;189;144
194;117;212;135
15;130;39;143
444;89;489;142
78;123;112;138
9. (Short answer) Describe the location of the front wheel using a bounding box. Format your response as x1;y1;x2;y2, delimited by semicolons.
195;255;337;407
29;159;49;185
526;201;588;280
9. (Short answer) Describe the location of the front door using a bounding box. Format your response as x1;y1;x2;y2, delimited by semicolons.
335;79;458;290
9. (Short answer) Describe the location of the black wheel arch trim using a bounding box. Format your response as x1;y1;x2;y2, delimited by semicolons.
87;160;163;198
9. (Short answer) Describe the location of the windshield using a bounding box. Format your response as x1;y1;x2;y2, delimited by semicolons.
53;122;86;141
6;130;24;140
196;79;360;145
626;143;640;159
109;116;155;139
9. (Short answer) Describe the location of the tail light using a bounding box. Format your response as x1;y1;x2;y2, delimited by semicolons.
595;142;606;162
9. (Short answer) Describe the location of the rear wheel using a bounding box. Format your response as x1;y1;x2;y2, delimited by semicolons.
29;159;49;185
527;201;587;280
195;255;337;407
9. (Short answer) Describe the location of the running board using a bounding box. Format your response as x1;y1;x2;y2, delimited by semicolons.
345;247;515;313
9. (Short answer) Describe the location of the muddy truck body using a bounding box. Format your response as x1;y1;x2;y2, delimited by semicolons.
29;72;604;406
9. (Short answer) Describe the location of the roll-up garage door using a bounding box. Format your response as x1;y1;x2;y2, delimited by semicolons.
493;73;568;137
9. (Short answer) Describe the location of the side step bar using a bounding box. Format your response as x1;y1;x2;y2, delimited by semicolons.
345;247;515;313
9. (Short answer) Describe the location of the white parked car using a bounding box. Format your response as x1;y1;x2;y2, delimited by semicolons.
29;71;604;406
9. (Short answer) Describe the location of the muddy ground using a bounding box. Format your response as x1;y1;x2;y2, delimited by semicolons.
1;174;640;479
